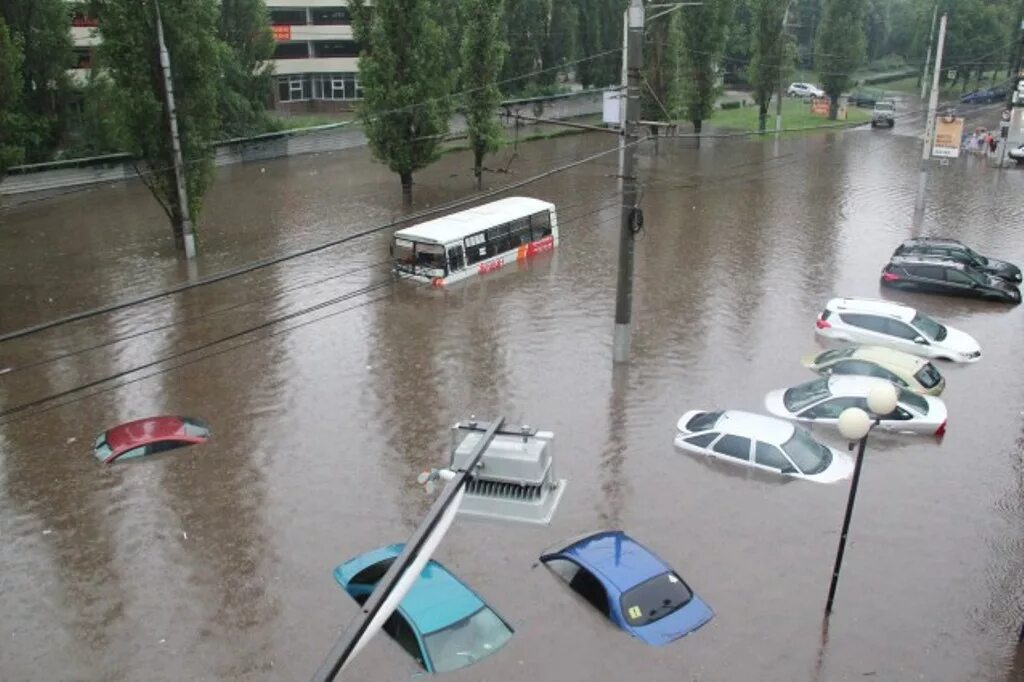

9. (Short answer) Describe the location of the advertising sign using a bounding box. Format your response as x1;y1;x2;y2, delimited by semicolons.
810;97;830;117
932;115;964;158
272;25;291;41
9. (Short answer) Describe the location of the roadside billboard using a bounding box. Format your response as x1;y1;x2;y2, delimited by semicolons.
932;115;965;158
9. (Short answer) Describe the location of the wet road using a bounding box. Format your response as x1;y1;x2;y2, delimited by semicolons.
1;107;1023;681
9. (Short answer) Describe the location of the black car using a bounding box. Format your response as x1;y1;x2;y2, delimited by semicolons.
881;257;1021;305
892;237;1022;283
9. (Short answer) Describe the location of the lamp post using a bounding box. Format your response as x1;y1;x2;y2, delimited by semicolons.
825;382;899;616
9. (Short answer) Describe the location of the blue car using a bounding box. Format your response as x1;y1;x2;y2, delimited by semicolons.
334;544;513;674
540;530;713;646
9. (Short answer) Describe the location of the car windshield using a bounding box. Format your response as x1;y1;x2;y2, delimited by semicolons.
182;419;210;439
620;572;693;628
815;347;856;365
911;312;947;341
898;388;929;414
422;606;512;674
783;378;831;412
93;433;113;461
780;429;832;475
875;102;894;111
962;246;988;266
914;363;942;389
686;411;722;432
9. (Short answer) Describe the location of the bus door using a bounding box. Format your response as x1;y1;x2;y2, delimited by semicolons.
447;244;465;273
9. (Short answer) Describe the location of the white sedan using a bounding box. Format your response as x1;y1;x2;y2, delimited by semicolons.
787;82;825;98
764;375;948;436
674;409;853;483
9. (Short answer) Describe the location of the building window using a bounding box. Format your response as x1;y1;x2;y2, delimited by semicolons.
273;41;310;59
311;73;361;100
269;8;307;25
312;7;351;25
73;47;93;69
277;75;311;102
313;41;360;58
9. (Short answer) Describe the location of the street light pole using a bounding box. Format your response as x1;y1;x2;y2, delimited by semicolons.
825;384;898;616
920;5;938;101
913;13;947;233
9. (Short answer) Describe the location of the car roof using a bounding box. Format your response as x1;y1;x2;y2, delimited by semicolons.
851;345;927;371
548;531;669;592
334;544;485;636
825;375;902;397
711;410;795;444
900;237;965;249
889;254;965;269
825;297;916;322
104;416;189;454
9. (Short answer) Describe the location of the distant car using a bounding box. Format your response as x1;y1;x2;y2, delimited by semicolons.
960;88;1004;104
815;298;982;363
881;256;1021;305
1009;144;1024;164
801;345;946;396
674;409;854;483
540;530;713;646
764;375;948;436
892;237;1022;283
870;100;895;128
787;82;825;98
847;90;879;107
93;416;210;464
334;544;513;674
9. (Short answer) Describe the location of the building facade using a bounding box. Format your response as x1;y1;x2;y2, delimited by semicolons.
68;1;363;114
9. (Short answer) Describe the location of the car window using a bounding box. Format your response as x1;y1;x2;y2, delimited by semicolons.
815;347;856;366
897;388;929;414
182;419;210;439
801;396;860;420
840;313;888;334
888;406;914;421
423;606;512;673
911;312;947;341
908;265;945;280
783;378;831;411
544;558;611;618
885;319;920;340
620;572;693;628
350;558;394;585
383;613;426;669
780;429;832;475
832;359;878;377
914;363;942;389
685;411;722;432
684;432;719;448
712;435;751;460
944;269;974;285
117;445;151;461
754;442;791;470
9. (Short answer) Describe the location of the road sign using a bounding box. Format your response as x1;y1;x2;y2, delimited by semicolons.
932;115;964;158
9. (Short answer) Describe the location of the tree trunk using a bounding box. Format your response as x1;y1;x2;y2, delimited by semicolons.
692;119;702;134
758;101;768;133
400;171;413;206
473;148;484;190
828;96;838;121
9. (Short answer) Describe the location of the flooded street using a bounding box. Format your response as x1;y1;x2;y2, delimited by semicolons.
1;113;1023;681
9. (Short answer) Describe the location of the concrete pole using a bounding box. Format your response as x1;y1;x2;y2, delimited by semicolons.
154;0;196;259
613;0;645;365
775;2;792;134
618;8;628;193
920;5;938;101
913;13;946;233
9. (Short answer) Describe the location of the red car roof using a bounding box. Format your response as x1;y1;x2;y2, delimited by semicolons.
103;416;197;456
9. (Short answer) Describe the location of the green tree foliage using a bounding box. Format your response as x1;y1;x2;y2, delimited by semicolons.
0;0;73;162
65;69;128;157
679;0;735;133
749;0;791;132
642;13;683;121
462;0;506;189
815;0;865;119
540;0;578;86
723;0;753;84
218;0;275;136
351;0;454;204
502;0;547;92
574;0;624;88
95;0;221;245
0;16;26;177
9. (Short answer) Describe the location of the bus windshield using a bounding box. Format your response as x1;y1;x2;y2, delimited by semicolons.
393;239;446;276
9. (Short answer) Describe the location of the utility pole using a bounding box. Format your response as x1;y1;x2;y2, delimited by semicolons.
920;5;938;101
154;0;196;260
775;1;793;134
913;13;946;232
618;8;629;192
613;0;644;365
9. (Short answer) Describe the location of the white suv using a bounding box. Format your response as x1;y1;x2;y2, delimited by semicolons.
787;82;825;98
815;297;981;363
674;409;853;484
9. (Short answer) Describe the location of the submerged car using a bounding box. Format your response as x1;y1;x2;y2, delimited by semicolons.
815;297;981;363
674;409;854;483
960;88;1006;104
881;257;1021;305
870;100;895;128
801;345;945;396
891;237;1022;283
540;530;712;646
334;544;513;674
764;375;948;436
1009;144;1024;164
93;416;210;464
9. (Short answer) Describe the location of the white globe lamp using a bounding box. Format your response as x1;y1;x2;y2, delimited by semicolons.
838;407;871;441
867;382;899;416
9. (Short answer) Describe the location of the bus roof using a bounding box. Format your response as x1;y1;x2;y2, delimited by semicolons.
393;196;555;245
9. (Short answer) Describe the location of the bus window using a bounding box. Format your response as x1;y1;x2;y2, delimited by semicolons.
530;211;552;240
465;233;487;264
448;245;465;272
415;243;447;273
486;224;511;256
508;218;531;248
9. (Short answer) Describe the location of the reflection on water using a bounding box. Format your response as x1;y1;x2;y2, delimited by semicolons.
1;125;1023;680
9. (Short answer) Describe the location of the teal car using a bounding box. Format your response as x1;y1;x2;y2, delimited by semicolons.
333;545;513;674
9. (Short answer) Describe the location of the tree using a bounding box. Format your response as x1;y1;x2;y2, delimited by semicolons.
749;0;790;132
574;0;624;88
723;0;753;84
0;16;26;178
462;0;506;189
541;0;578;86
642;13;683;121
814;0;865;119
218;0;275;137
0;0;73;162
351;0;454;204
95;0;222;248
501;0;547;93
678;0;735;133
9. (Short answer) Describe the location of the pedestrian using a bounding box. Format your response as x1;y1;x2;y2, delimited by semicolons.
988;135;997;153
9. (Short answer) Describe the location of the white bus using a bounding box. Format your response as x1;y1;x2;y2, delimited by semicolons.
391;197;559;286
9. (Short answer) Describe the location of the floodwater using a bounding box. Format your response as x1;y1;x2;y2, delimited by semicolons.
1;103;1022;681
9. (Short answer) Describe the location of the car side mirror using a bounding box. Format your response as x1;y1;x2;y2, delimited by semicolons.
914;336;928;345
